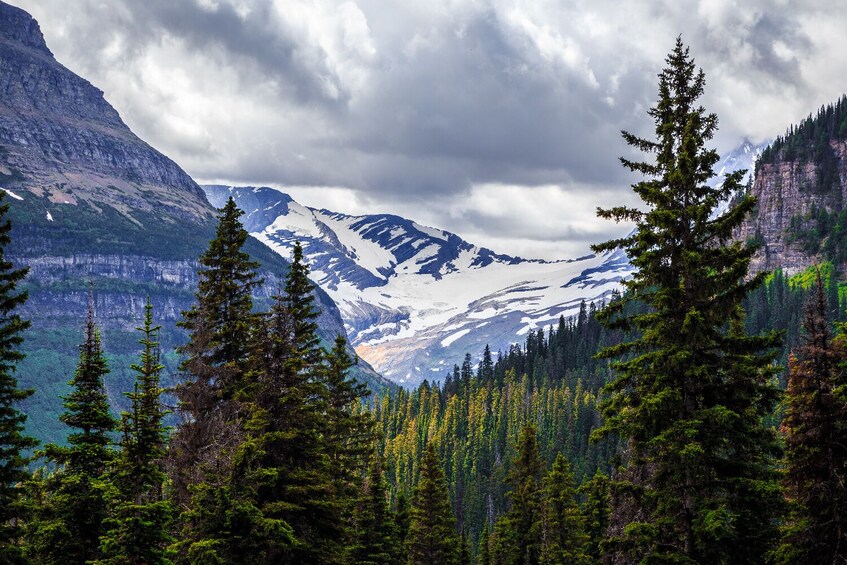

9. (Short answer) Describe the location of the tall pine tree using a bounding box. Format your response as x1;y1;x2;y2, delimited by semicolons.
171;197;261;500
407;444;459;565
501;425;544;565
34;291;117;564
540;453;589;564
0;189;35;563
776;271;847;563
592;38;782;562
227;241;340;563
97;299;172;565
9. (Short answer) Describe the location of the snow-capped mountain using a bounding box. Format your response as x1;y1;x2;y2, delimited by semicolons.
203;185;631;385
203;139;764;386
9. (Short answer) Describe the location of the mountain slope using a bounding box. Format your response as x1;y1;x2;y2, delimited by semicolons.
204;139;763;385
204;185;632;385
0;2;389;443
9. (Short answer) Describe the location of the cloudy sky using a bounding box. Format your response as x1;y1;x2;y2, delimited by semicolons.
16;0;847;259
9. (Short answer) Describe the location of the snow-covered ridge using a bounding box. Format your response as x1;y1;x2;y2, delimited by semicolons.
203;184;630;386
201;141;761;387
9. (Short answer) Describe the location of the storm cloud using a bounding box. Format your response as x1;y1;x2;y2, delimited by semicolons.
15;0;844;258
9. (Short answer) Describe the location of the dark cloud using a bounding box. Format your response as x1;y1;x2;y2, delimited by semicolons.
12;0;842;259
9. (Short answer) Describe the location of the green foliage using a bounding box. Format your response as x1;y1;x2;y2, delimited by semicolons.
775;274;847;563
30;295;118;563
97;299;173;564
0;189;35;563
500;425;544;565
579;471;610;563
350;454;400;565
592;38;783;562
540;453;589;565
407;444;460;565
171;196;262;506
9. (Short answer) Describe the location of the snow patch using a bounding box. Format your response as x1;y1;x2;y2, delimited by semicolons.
1;188;23;201
441;328;471;348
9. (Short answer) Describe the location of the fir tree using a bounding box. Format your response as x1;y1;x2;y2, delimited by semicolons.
97;299;172;565
540;453;589;564
502;425;543;565
592;38;782;562
226;243;340;563
0;189;35;563
171;197;261;493
478;522;491;565
407;444;459;565
579;471;610;564
324;334;374;542
350;454;397;565
776;272;847;563
35;292;117;564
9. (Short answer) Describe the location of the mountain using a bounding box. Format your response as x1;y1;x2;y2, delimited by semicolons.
0;2;390;443
204;139;764;386
737;97;847;275
203;185;632;385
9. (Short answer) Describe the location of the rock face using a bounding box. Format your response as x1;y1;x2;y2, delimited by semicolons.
737;139;847;276
0;2;389;443
0;1;209;221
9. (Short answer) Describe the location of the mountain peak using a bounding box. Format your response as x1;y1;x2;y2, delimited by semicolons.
0;1;51;56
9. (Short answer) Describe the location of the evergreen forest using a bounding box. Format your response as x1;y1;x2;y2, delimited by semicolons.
2;39;847;565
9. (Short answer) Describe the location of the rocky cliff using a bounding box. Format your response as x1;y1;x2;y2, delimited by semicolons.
0;2;389;443
737;99;847;276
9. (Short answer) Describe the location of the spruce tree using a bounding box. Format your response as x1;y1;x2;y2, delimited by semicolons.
579;471;610;564
592;38;782;562
171;196;262;501
776;272;847;563
0;190;35;563
324;334;374;540
226;242;340;563
350;454;397;565
407;444;459;565
502;425;543;565
97;299;172;565
540;453;588;564
35;292;117;564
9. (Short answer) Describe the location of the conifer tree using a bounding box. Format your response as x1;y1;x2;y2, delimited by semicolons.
350;454;397;565
407;444;459;565
324;334;374;537
227;242;340;563
478;522;491;565
171;197;262;501
0;190;35;563
502;425;543;565
540;453;588;564
35;292;117;564
98;299;172;565
592;38;782;562
776;272;847;563
579;471;610;564
395;492;411;550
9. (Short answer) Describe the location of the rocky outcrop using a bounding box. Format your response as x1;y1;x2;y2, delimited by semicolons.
737;139;847;275
0;1;209;222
